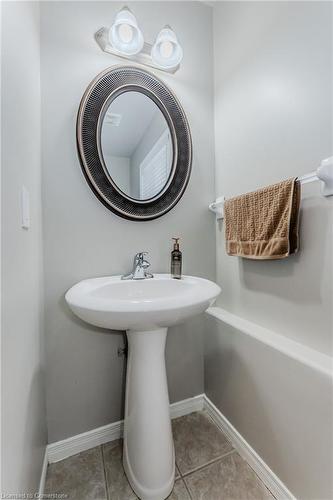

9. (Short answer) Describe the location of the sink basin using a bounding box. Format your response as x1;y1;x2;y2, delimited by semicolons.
65;274;221;500
65;274;220;331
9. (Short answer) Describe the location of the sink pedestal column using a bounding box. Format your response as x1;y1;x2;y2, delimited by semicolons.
123;327;175;500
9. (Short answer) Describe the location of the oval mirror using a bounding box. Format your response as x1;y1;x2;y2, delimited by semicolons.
77;66;192;221
100;91;174;202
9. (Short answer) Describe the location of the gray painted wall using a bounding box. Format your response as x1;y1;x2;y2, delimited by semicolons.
205;2;333;498
41;1;215;442
1;1;47;494
212;1;332;356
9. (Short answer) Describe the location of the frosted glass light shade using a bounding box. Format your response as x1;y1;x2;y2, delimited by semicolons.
151;27;183;70
109;8;144;56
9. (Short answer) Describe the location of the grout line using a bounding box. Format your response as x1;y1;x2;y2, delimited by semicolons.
245;459;277;499
175;461;182;479
180;449;236;478
264;484;277;499
170;461;194;499
100;444;110;500
182;476;193;500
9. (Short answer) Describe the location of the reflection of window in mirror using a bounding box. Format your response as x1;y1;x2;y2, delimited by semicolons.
139;129;172;199
100;91;173;201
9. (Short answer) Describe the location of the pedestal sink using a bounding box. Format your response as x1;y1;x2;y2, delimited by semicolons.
65;274;221;500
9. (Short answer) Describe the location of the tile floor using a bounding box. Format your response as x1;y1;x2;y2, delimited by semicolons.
45;411;274;500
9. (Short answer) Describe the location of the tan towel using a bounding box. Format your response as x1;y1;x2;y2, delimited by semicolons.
224;178;301;260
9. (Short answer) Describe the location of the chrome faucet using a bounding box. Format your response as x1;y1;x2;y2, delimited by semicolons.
121;252;154;280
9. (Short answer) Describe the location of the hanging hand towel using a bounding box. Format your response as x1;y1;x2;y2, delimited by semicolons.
224;178;301;259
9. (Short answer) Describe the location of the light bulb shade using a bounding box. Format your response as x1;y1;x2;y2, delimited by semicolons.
151;27;183;69
109;8;144;56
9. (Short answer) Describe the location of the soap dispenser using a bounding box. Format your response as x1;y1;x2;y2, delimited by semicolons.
171;238;182;279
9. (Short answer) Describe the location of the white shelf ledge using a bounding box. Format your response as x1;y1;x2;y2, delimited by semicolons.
207;307;333;379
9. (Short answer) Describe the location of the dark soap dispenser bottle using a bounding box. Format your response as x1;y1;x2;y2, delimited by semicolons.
171;238;182;279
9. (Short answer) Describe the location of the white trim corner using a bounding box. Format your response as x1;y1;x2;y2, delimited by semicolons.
170;394;205;419
38;448;48;497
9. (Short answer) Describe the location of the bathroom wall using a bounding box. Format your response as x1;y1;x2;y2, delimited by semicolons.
205;2;332;498
40;1;215;442
1;1;47;494
213;0;332;356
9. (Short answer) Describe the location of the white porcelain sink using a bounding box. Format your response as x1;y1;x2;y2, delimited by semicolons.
65;274;220;331
65;274;221;500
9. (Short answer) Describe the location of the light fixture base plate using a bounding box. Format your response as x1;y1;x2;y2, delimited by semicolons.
95;28;180;74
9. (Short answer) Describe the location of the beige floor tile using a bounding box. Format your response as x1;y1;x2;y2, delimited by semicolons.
167;479;191;499
184;452;274;500
45;446;107;500
103;440;137;500
173;411;233;475
45;413;272;500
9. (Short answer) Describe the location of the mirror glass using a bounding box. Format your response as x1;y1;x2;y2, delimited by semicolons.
100;91;173;201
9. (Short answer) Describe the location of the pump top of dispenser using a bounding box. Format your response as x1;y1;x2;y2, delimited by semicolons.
172;238;180;250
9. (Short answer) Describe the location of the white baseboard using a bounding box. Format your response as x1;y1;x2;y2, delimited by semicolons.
45;393;293;500
170;393;205;419
203;395;295;500
47;419;123;463
47;394;205;464
38;448;48;497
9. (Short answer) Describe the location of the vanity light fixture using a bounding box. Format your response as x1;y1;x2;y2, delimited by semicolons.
95;7;183;74
109;7;144;56
151;26;183;70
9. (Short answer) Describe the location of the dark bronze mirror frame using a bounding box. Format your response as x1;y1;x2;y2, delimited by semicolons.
77;66;192;221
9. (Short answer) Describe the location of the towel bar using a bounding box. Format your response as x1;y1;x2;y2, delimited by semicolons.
209;156;333;220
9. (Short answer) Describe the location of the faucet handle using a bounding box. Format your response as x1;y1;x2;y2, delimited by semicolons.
135;252;148;261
